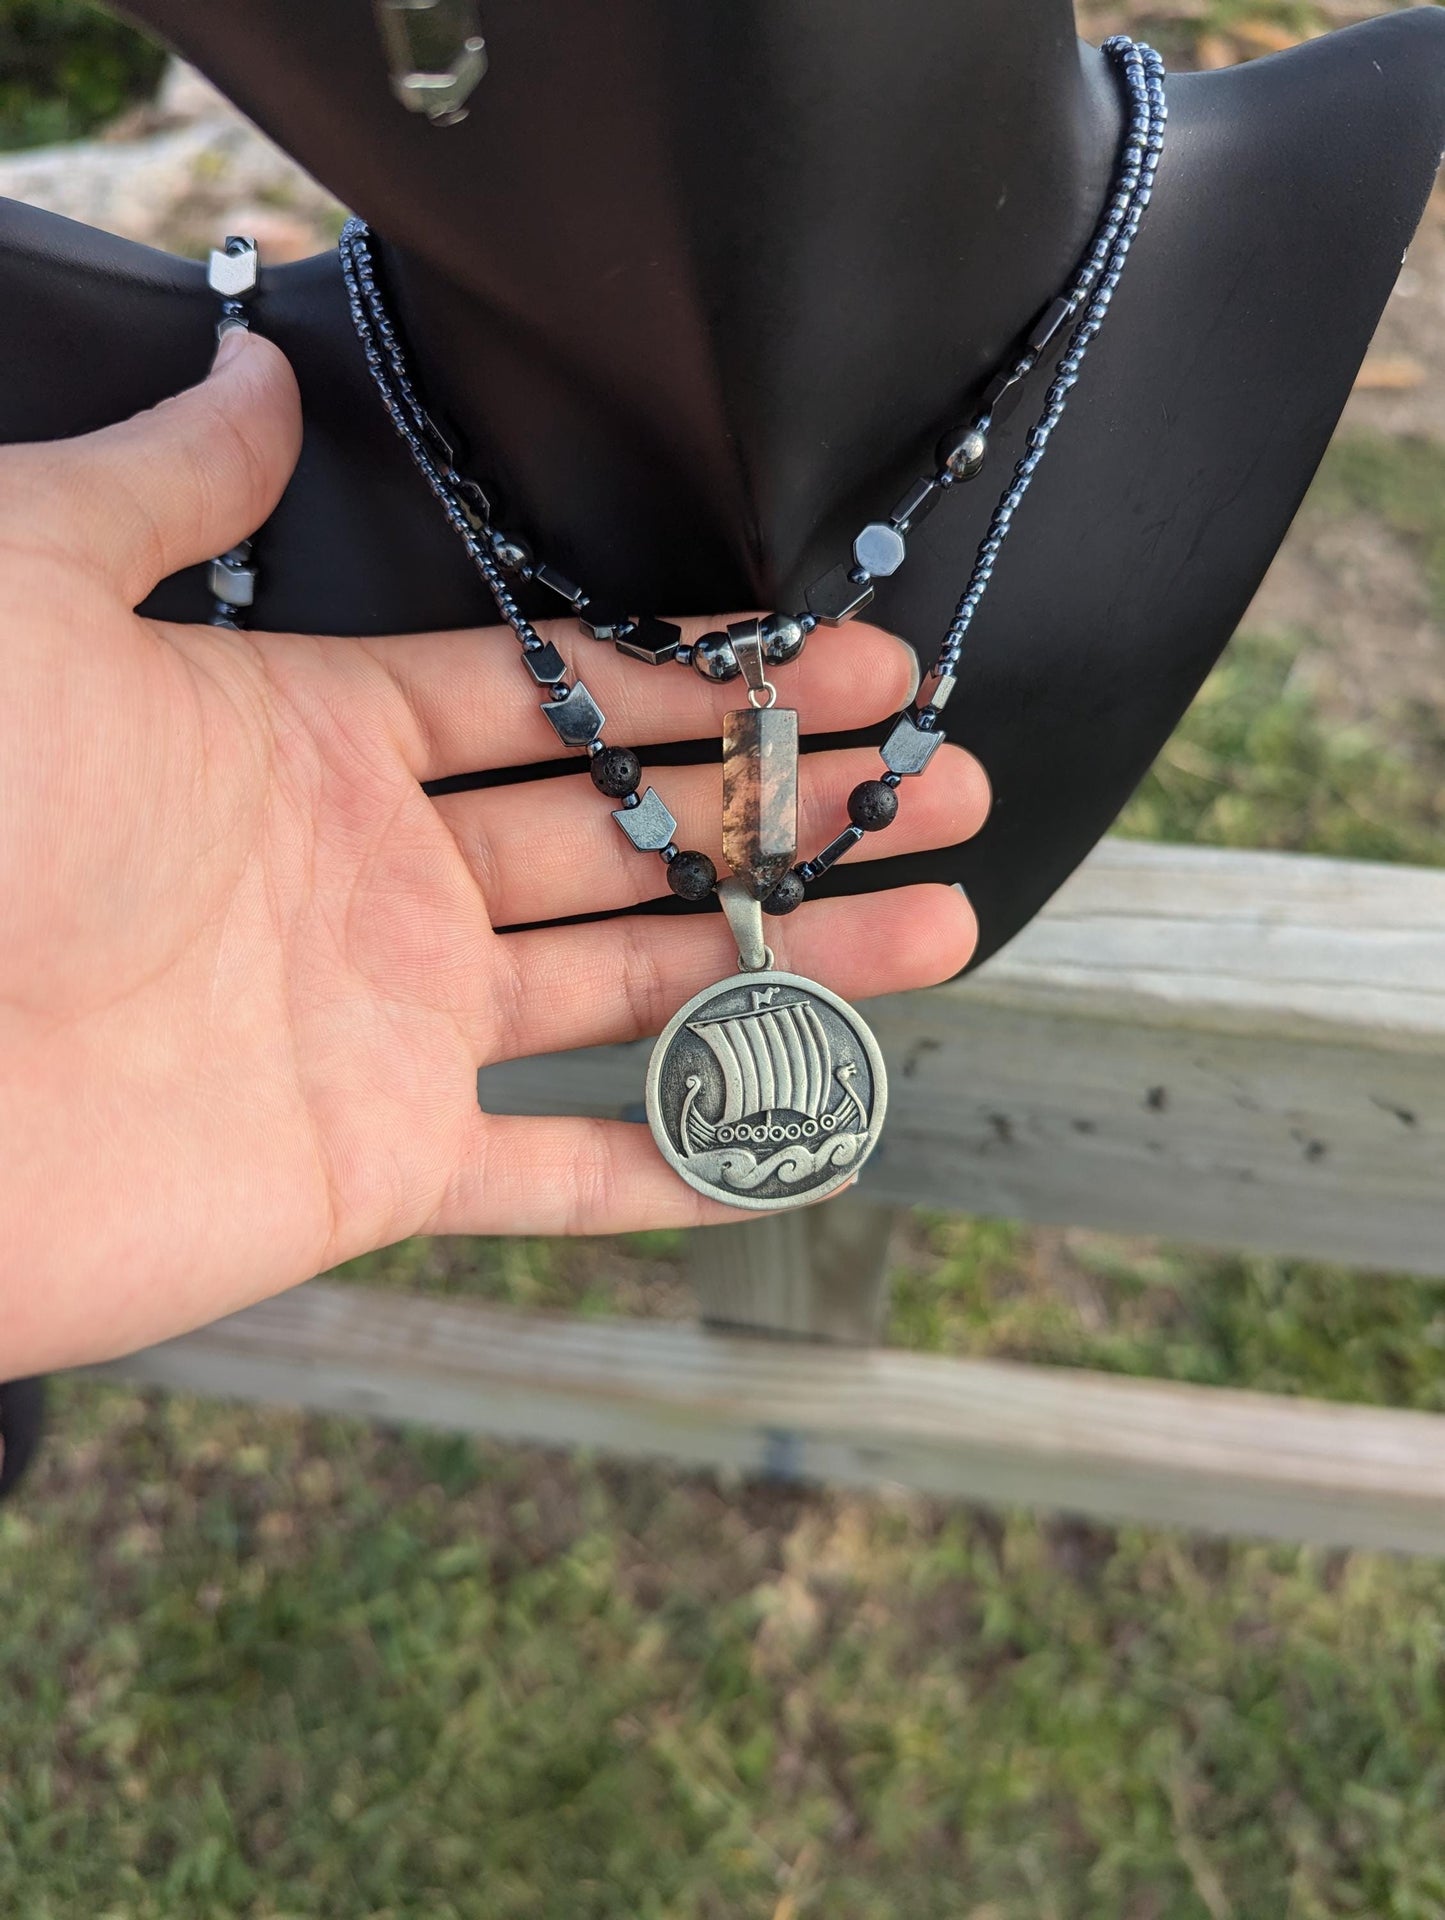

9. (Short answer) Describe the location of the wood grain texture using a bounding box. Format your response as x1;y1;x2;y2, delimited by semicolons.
688;1196;898;1342
94;1282;1445;1555
481;841;1445;1275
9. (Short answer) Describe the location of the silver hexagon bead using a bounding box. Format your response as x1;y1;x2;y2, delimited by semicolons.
806;564;876;628
880;709;946;777
208;546;256;608
540;681;605;748
853;522;907;578
613;787;677;852
761;614;807;665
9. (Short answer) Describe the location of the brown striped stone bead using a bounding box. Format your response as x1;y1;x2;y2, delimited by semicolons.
722;707;799;902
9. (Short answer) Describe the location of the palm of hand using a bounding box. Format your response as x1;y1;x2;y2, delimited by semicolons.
0;334;986;1373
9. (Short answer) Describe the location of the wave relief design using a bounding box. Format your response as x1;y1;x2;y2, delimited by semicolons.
687;1132;863;1192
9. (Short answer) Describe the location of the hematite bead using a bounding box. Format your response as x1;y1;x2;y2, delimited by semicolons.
762;870;806;917
613;787;677;853
589;746;641;798
761;614;807;665
848;780;899;831
806;563;876;628
615;615;683;665
209;545;256;609
579;605;631;643
889;477;943;531
535;563;585;607
853;522;907;578
880;708;946;777
540;681;605;749
937;426;988;482
491;533;532;574
521;641;568;686
691;631;741;682
667;850;717;902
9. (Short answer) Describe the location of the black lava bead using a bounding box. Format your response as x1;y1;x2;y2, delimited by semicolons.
847;780;899;832
589;746;642;799
667;850;717;902
762;870;806;916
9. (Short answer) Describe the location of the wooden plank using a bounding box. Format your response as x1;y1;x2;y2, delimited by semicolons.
481;842;1445;1276
688;1197;899;1343
93;1281;1445;1555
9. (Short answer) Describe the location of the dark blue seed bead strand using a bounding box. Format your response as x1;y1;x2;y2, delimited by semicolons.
796;37;1165;890
923;39;1166;718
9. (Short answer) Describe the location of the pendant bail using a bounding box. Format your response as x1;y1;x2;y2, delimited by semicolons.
718;878;774;974
727;620;778;710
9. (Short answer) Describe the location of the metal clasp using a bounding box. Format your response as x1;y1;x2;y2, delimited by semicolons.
375;0;488;126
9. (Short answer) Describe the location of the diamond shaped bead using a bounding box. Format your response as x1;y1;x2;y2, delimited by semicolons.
805;564;876;628
853;522;907;578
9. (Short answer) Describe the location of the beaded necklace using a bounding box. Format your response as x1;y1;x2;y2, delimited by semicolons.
334;36;1166;1211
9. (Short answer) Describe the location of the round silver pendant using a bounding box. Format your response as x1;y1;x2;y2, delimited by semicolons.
646;969;888;1212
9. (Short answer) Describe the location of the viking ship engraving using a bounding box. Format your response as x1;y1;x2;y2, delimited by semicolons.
676;989;869;1157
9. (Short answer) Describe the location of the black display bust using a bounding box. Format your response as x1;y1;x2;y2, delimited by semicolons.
1;2;1443;962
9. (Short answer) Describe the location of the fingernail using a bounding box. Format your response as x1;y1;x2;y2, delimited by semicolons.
212;322;253;371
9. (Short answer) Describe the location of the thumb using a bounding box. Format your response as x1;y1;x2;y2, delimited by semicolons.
29;327;302;609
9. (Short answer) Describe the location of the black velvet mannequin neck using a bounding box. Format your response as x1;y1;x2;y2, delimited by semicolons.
2;4;1443;963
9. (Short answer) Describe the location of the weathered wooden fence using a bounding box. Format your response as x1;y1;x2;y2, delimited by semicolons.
98;839;1445;1555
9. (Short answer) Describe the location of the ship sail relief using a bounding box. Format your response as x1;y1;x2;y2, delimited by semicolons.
679;990;864;1154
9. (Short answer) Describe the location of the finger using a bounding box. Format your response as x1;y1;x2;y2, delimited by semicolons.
352;615;920;782
3;330;302;606
427;1112;756;1236
437;741;988;926
483;883;977;1063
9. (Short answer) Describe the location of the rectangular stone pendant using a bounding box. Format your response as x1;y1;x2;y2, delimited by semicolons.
722;706;799;901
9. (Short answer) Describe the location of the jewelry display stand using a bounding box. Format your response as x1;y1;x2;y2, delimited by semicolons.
1;3;1443;965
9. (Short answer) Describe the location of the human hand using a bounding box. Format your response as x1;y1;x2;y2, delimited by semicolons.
0;332;989;1376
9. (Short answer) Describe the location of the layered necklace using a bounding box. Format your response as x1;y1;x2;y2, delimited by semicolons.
336;36;1167;1211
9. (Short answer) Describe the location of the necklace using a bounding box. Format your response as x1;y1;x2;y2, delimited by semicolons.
338;36;1166;1211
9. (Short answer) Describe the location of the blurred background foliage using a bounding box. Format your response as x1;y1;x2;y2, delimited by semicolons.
0;0;164;149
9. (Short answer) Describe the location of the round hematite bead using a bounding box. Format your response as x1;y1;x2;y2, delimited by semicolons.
761;613;807;666
848;780;899;832
589;746;641;799
937;426;988;482
491;532;533;574
667;850;717;902
691;632;741;682
762;870;806;917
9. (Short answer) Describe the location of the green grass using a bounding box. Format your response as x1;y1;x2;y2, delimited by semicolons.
6;1377;1445;1920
